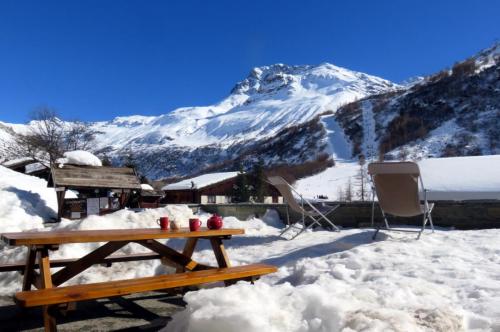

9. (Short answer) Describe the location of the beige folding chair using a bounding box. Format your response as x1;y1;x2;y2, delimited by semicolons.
368;162;434;240
267;176;340;240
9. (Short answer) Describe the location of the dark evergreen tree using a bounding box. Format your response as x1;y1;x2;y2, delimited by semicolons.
234;163;250;202
251;159;265;202
101;154;112;166
139;175;150;184
123;151;136;169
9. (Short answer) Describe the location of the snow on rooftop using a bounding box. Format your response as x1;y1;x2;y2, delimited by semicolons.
140;183;155;191
57;150;102;167
419;154;500;200
162;172;240;190
25;162;46;174
1;157;34;167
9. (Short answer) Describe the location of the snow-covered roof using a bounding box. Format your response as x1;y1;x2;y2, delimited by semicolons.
162;172;240;191
1;157;34;167
49;164;141;189
57;150;102;167
25;162;47;174
419;155;500;200
140;183;154;191
296;155;500;201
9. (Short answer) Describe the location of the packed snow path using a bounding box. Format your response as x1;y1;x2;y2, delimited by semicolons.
361;100;377;160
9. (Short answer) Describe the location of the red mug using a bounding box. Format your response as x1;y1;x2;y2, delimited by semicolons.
157;217;169;230
189;218;201;231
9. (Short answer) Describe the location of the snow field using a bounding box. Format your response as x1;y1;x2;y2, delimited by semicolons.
169;228;500;332
295;155;500;201
295;161;363;201
1;165;500;331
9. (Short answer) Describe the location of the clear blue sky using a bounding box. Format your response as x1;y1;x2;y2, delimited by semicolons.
0;0;499;123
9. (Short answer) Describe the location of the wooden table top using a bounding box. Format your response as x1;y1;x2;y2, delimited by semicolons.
1;228;245;246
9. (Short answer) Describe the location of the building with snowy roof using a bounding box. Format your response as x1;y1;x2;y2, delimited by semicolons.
1;157;50;179
138;183;164;209
162;171;283;204
48;164;142;220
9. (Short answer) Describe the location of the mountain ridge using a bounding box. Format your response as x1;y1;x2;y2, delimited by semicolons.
1;43;498;181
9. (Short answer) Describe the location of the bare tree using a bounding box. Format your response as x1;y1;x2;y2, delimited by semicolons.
7;107;97;167
398;146;410;161
65;120;100;151
356;156;368;201
9;108;64;166
344;177;353;202
337;185;345;202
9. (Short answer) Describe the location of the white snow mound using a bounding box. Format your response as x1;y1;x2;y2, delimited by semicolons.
0;166;57;232
57;150;102;167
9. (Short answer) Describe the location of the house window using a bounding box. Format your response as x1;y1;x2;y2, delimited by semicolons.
207;195;216;204
225;196;232;203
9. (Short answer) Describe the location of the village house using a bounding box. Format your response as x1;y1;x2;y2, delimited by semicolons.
162;171;283;204
47;164;142;220
1;157;50;179
138;183;164;209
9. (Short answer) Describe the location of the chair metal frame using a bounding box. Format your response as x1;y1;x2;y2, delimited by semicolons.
267;177;340;240
370;167;435;240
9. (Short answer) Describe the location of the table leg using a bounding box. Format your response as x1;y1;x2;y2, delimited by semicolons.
210;238;234;286
37;248;57;332
210;238;231;268
175;238;198;273
38;248;53;288
42;306;57;332
22;246;37;291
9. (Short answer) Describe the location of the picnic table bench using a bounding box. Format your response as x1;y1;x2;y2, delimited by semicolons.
1;227;277;332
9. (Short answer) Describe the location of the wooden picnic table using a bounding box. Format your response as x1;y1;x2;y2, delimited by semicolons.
0;227;276;331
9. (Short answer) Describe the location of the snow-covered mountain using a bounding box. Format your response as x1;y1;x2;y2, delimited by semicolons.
292;42;500;201
1;43;498;181
336;42;500;161
1;63;398;179
92;63;396;151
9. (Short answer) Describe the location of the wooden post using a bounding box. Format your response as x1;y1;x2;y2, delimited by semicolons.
37;248;57;332
210;238;231;268
119;190;128;209
175;238;198;273
210;237;233;286
22;246;37;291
54;187;66;222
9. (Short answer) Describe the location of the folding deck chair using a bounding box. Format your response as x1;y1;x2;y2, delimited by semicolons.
267;176;340;240
368;161;435;240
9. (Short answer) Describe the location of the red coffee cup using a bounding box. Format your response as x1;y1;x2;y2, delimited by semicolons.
189;218;201;231
157;217;169;230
